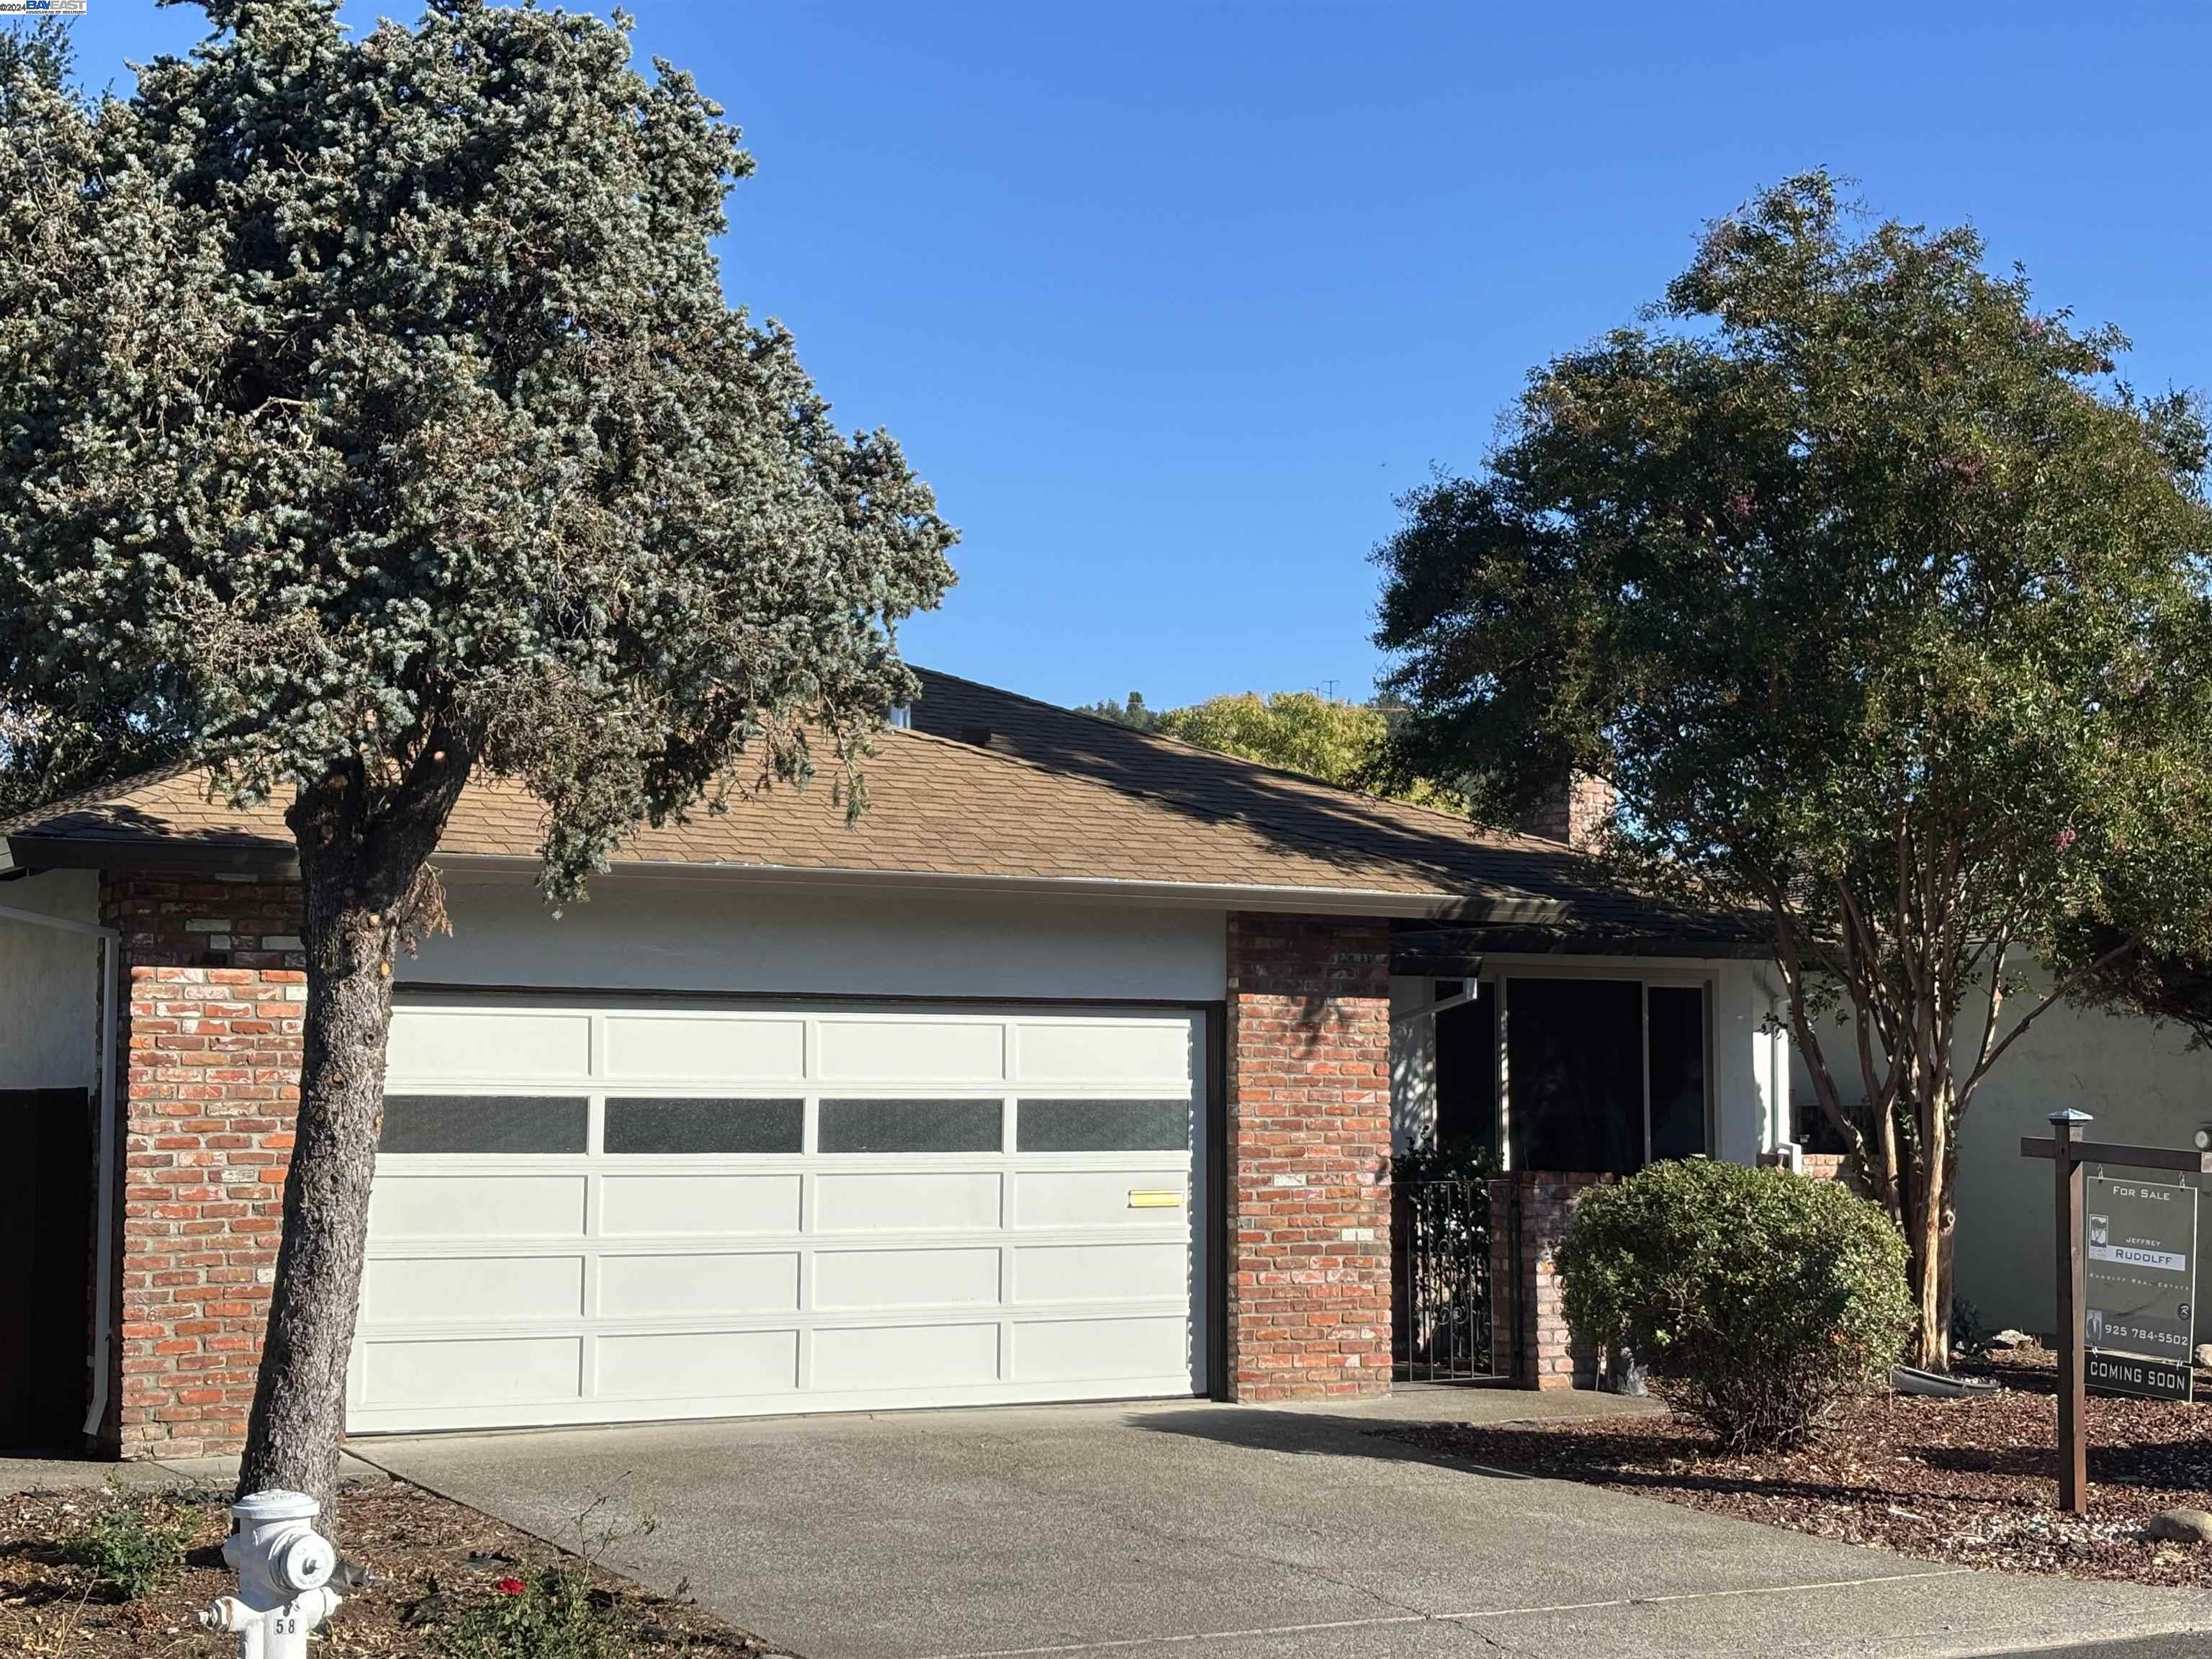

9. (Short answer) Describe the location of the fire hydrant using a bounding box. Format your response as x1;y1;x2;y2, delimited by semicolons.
197;1490;342;1659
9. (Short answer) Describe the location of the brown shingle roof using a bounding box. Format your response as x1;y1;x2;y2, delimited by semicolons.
0;667;1756;938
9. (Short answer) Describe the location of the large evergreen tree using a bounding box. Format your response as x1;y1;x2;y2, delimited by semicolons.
0;0;955;1511
1376;174;2212;1368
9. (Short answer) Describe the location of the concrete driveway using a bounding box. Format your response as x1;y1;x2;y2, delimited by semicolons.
355;1390;2212;1659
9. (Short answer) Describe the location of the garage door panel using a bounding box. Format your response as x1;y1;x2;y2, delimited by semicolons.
602;1015;805;1082
599;1174;803;1236
599;1251;800;1317
365;1255;584;1322
598;1330;798;1399
361;1002;1200;1433
387;1011;590;1082
815;1246;1000;1310
814;1170;1001;1233
815;1019;1004;1082
1014;1241;1187;1305
1012;1169;1187;1228
361;1335;582;1408
1012;1316;1188;1384
370;1175;586;1240
812;1322;999;1390
1015;1022;1189;1084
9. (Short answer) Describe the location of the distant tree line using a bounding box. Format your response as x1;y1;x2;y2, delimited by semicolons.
1074;688;1460;810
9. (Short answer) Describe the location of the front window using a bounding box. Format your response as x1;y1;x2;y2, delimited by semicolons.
1427;974;1712;1175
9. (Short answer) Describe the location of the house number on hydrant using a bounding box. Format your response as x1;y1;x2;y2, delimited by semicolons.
197;1490;343;1659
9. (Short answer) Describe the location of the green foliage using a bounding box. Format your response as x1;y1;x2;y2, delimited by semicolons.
61;1493;193;1601
1076;691;1164;731
1156;691;1463;809
434;1563;624;1659
0;15;75;117
1557;1160;1915;1451
0;0;956;904
1375;169;2212;1363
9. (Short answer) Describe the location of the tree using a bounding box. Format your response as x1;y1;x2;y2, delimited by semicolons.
1076;690;1163;730
1159;691;1463;809
0;14;74;118
0;0;955;1512
1375;172;2212;1370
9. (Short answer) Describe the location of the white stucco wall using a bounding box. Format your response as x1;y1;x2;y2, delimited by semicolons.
404;877;1230;1004
1385;956;1784;1166
0;868;101;1092
1786;963;2212;1344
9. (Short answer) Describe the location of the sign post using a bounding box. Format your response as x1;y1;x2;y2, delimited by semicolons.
2050;1109;2089;1512
2020;1112;2212;1515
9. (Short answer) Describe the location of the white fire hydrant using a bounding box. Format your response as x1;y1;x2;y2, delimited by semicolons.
197;1490;342;1659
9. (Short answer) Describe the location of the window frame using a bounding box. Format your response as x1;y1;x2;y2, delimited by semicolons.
1481;967;1715;1174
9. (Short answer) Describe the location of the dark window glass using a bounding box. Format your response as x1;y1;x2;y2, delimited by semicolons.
1506;979;1643;1175
1647;986;1709;1161
818;1099;1002;1154
604;1097;803;1155
1433;989;1497;1158
1018;1099;1190;1153
379;1095;587;1155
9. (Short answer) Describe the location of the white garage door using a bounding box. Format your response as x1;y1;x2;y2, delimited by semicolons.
347;1000;1205;1433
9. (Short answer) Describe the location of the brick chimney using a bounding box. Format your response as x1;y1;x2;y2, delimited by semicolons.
1517;769;1616;850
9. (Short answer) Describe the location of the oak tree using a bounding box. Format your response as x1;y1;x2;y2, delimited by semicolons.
1375;174;2212;1368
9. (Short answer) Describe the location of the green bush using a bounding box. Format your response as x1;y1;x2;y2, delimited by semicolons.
60;1493;194;1601
434;1563;626;1659
1557;1159;1914;1451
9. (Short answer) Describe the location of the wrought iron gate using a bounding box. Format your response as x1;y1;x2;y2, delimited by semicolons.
1392;1177;1496;1380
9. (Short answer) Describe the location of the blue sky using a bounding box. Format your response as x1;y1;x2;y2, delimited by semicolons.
58;2;2212;710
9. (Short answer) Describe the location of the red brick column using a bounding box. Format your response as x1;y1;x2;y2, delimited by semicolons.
1488;1172;1611;1390
101;873;306;1458
1224;913;1392;1401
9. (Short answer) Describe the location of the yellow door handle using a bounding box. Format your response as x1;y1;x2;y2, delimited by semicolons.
1127;1189;1184;1208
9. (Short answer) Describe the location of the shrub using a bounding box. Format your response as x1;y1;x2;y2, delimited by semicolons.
1557;1159;1914;1451
60;1492;194;1601
433;1563;624;1659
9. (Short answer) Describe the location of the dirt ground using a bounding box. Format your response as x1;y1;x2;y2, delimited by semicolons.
1390;1349;2212;1587
0;1476;776;1657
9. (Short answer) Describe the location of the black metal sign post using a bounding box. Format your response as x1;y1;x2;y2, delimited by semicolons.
2020;1110;2212;1514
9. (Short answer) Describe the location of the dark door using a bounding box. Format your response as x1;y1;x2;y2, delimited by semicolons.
0;1089;92;1449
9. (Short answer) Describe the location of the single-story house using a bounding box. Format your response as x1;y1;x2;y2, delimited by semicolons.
1;668;1796;1457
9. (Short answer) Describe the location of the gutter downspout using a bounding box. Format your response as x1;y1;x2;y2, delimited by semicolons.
0;902;122;1444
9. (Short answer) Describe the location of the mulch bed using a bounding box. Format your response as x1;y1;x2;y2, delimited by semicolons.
1388;1348;2212;1587
0;1476;778;1657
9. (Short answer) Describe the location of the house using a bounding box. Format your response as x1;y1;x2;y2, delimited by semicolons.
0;669;1788;1459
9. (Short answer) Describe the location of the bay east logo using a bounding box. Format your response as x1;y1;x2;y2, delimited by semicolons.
0;1;89;13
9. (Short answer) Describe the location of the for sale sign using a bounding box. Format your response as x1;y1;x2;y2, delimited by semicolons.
2084;1175;2197;1402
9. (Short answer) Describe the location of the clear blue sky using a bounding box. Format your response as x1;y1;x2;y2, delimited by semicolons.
58;2;2212;710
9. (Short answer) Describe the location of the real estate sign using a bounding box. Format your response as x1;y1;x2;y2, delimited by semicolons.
2083;1174;2197;1402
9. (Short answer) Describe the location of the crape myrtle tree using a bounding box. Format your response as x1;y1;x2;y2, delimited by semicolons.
1374;173;2212;1370
0;0;955;1511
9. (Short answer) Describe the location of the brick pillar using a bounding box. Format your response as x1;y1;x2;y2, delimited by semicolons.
101;872;306;1459
1488;1171;1611;1390
1223;912;1391;1401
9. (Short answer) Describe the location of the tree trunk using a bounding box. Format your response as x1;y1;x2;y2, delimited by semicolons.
238;747;468;1527
1900;1098;1957;1371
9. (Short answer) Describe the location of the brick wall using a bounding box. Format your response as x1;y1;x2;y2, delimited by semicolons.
1488;1171;1611;1390
1798;1152;1868;1193
101;873;306;1458
1223;912;1392;1400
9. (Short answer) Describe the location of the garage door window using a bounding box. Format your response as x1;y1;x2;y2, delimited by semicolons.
818;1097;1003;1154
1017;1099;1190;1153
379;1095;587;1155
603;1097;804;1155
